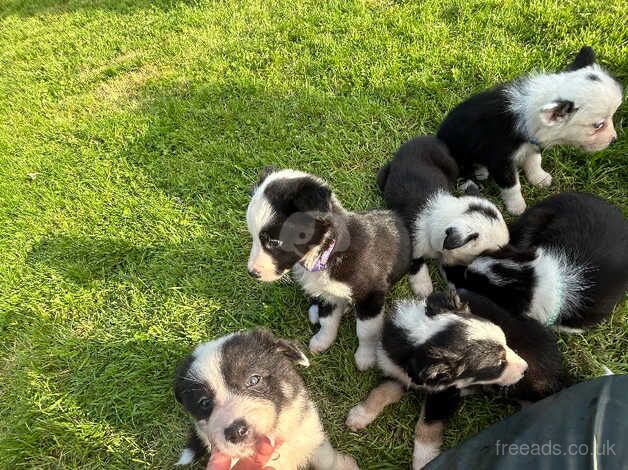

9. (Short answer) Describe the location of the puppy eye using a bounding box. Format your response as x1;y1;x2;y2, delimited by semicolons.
593;121;605;130
266;239;282;249
198;398;212;409
246;375;262;387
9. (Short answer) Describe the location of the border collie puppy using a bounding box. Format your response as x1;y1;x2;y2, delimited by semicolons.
444;192;628;331
377;136;509;297
247;168;411;370
437;46;623;215
174;329;358;469
345;290;566;469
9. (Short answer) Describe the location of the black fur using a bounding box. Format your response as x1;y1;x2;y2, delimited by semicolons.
436;47;598;192
437;84;525;189
376;136;459;226
458;290;568;401
568;45;596;71
381;290;566;443
446;192;628;329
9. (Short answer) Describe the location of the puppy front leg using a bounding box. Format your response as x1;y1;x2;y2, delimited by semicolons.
309;299;347;354
310;440;359;470
346;380;406;431
354;291;385;370
413;388;461;469
409;257;433;298
522;152;552;187
493;163;526;215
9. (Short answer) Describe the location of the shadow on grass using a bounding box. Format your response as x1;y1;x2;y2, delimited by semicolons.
0;0;197;18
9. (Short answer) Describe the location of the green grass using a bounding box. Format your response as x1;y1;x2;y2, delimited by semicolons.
0;0;626;468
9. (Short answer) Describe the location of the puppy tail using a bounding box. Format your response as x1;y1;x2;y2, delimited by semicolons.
175;429;207;466
376;162;391;193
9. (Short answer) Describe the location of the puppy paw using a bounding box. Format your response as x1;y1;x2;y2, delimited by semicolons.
409;274;433;298
354;347;376;371
412;440;440;470
336;453;359;470
175;448;195;466
529;171;552;188
308;304;320;324
309;331;334;354
506;199;526;215
346;404;375;431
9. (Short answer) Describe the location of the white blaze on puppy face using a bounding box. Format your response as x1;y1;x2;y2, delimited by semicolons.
429;195;509;265
457;318;528;388
510;63;623;152
246;190;283;281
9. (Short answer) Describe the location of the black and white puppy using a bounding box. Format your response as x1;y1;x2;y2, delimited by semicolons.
174;329;358;469
444;192;628;332
345;290;566;469
377;136;509;297
247;168;411;370
437;46;623;215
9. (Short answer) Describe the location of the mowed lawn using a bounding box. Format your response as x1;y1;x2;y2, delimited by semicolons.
0;0;626;468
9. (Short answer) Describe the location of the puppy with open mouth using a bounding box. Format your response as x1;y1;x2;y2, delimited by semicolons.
174;329;358;470
246;168;411;370
437;46;622;215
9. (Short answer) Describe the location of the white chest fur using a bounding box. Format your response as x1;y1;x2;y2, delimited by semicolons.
292;264;352;302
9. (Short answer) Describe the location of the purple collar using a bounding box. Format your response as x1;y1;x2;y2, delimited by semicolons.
307;239;336;272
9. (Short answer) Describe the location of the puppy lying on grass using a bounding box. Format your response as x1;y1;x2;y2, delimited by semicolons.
346;290;566;469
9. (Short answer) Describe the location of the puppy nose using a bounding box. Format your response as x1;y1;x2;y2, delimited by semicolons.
610;136;617;145
225;419;249;444
248;268;261;279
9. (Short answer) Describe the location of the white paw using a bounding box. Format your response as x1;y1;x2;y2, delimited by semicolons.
529;171;552;187
346;404;375;431
474;165;489;180
412;441;440;470
309;330;334;354
409;274;433;298
354;346;376;371
505;198;526;215
175;448;195;466
337;453;360;470
308;304;319;324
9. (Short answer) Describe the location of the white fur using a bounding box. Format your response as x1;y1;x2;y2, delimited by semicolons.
345;404;376;431
175;448;195;466
412;439;441;470
385;299;528;390
500;181;526;215
391;299;457;346
308;304;320;324
507;64;622;151
409;264;433;298
413;191;509;265
292;264;353;301
468;248;591;325
309;301;347;354
355;314;385;371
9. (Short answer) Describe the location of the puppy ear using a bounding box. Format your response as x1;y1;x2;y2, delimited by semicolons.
568;46;596;71
540;100;577;126
250;166;276;195
275;338;310;367
412;358;455;387
292;179;332;215
443;227;479;250
448;288;470;314
426;290;470;316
